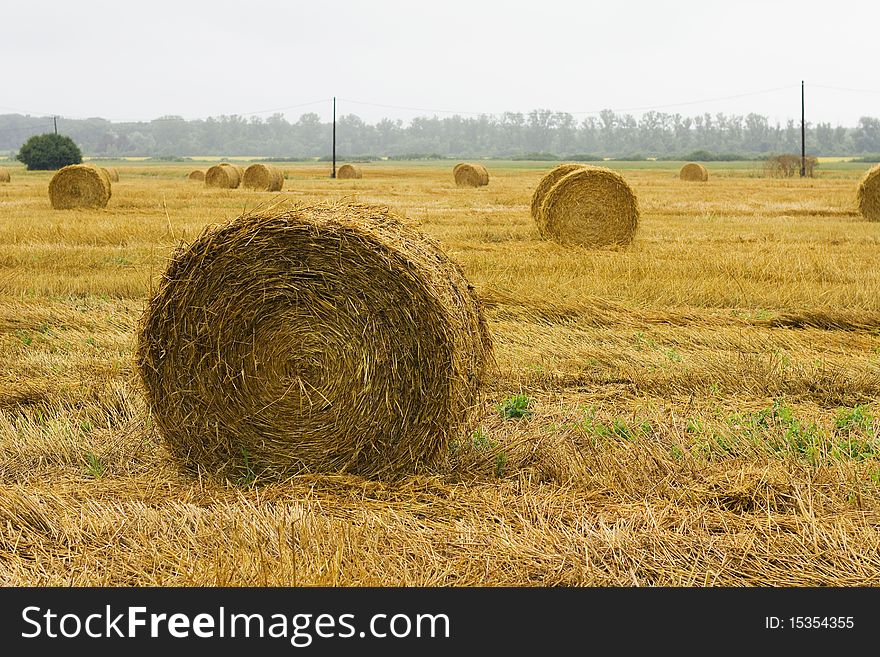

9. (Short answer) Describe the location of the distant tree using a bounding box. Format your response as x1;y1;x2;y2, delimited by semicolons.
854;117;880;153
16;133;82;170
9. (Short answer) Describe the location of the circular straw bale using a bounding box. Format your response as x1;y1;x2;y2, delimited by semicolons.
243;163;284;191
336;164;363;179
205;162;242;188
857;163;880;222
137;201;493;480
0;168;9;183
538;166;639;247
48;164;112;210
679;162;708;182
453;162;489;187
530;163;586;229
188;170;205;181
101;166;120;182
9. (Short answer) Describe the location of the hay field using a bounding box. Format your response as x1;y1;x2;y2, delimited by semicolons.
1;160;879;586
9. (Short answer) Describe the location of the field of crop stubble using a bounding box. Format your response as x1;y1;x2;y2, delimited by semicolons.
1;160;879;585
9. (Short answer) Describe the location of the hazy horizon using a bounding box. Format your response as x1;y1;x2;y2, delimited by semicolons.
2;0;878;128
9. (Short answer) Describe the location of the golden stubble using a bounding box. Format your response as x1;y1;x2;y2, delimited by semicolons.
0;162;879;585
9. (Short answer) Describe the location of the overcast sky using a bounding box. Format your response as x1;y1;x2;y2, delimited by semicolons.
2;0;878;126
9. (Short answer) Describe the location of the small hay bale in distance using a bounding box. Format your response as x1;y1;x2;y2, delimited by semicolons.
538;166;639;247
530;163;586;231
136;201;493;480
204;162;242;188
453;162;489;187
187;170;205;181
336;164;363;179
242;163;284;191
48;164;112;210
101;166;120;182
679;162;708;182
857;163;880;222
0;168;11;183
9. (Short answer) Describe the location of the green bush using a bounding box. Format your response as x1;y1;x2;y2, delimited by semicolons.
16;133;82;170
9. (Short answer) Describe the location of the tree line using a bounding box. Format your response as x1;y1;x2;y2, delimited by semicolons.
1;110;879;159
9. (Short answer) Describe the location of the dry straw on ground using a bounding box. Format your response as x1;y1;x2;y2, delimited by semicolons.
336;164;363;179
530;163;586;228
679;162;708;182
102;167;120;182
857;163;880;221
538;166;639;247
48;164;112;210
453;162;489;187
0;168;10;183
187;170;205;181
242;163;284;191
137;201;493;481
205;163;242;188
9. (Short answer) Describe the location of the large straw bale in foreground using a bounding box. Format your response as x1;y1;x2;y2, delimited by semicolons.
538;166;639;247
857;163;880;222
679;162;708;182
530;163;586;229
137;201;493;480
205;163;242;188
453;163;489;187
187;170;205;181
101;167;120;182
242;163;284;191
48;164;112;209
0;168;9;183
336;164;363;179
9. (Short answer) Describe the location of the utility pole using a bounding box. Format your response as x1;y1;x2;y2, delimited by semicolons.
331;97;336;178
800;81;805;177
53;116;57;134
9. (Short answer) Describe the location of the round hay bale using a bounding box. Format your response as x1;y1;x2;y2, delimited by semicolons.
679;162;708;182
136;201;493;480
453;162;489;187
188;170;205;181
205;162;242;189
48;164;112;210
530;163;586;229
857;163;880;222
101;167;120;182
242;163;284;191
336;164;362;179
0;167;10;183
538;166;639;247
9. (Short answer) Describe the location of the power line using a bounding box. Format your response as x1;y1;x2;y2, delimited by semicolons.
571;85;800;115
338;98;488;116
0;83;871;131
0;99;333;124
808;83;880;95
337;86;802;119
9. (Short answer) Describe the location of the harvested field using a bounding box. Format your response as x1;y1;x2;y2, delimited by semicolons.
1;160;879;586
